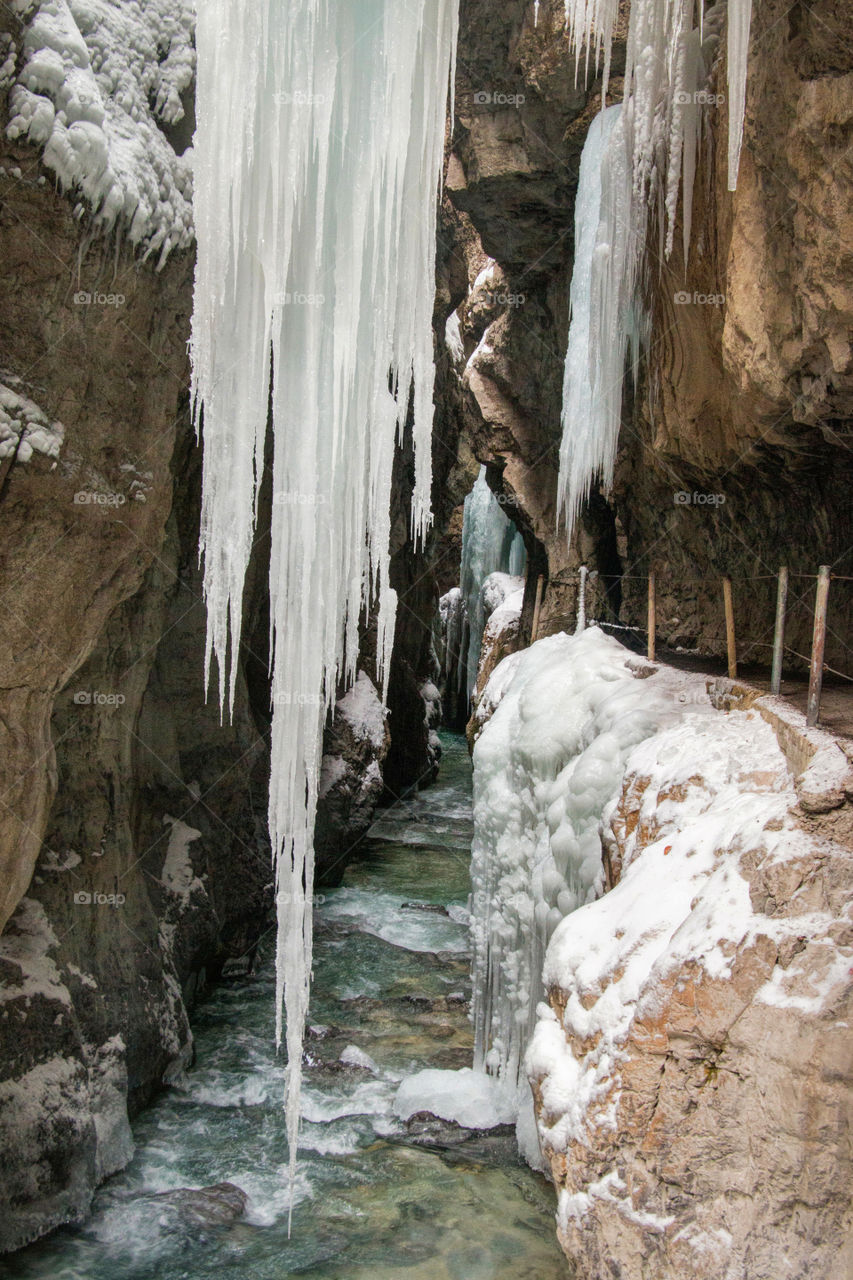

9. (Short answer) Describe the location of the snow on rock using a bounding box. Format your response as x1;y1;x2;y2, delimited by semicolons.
522;653;853;1277
160;815;205;903
480;570;522;620
444;309;465;363
0;379;64;462
529;709;796;1153
339;1044;379;1074
393;1067;517;1130
0;896;69;1004
318;754;348;801
7;0;195;263
337;671;388;754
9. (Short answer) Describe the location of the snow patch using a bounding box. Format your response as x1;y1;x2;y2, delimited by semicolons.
0;380;64;462
393;1067;517;1129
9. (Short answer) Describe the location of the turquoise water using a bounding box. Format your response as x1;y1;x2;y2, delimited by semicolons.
4;735;569;1279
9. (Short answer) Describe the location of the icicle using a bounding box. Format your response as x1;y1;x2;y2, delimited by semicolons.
727;0;752;189
575;565;588;632
557;104;625;537
460;468;527;696
191;0;459;1210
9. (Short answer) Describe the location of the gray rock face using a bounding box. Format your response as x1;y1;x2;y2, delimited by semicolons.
315;671;391;885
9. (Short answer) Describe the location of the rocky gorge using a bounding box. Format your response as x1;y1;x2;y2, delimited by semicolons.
0;0;851;1275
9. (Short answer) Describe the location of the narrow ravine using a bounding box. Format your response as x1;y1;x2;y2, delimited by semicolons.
2;734;568;1280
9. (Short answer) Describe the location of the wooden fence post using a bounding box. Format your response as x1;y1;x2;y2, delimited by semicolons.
723;577;737;679
647;572;656;662
770;566;788;695
531;575;544;644
806;566;831;727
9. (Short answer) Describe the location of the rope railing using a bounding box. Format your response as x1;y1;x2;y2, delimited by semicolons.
549;563;851;727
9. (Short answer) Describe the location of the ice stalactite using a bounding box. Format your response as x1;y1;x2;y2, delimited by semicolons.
575;565;588;633
460;467;527;697
556;104;626;538
191;0;458;1203
558;0;750;539
726;0;752;190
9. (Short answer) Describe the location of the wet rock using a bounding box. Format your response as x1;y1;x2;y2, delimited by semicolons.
150;1181;248;1227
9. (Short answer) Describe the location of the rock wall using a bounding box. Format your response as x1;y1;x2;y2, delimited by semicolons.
449;0;853;673
529;685;853;1279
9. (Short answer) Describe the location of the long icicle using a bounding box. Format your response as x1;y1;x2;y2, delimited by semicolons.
191;0;459;1219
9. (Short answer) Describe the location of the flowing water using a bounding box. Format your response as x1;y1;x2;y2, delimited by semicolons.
4;734;569;1279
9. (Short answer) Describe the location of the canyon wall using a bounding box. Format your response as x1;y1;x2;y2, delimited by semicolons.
450;0;853;673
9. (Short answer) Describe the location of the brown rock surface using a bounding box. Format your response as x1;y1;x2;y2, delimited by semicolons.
531;702;853;1279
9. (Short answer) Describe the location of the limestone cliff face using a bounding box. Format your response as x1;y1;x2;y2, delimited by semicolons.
450;0;852;669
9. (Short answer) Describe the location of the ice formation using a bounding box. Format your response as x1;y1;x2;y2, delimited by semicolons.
558;0;751;538
557;104;637;538
439;586;467;691
460;468;526;695
190;0;459;1196
6;0;195;263
469;628;663;1093
444;310;465;364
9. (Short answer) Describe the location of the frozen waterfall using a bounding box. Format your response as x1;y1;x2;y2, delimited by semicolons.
558;0;752;539
470;628;661;1094
460;467;527;697
191;0;459;1202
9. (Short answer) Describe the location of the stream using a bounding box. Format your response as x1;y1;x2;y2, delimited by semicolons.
3;733;568;1279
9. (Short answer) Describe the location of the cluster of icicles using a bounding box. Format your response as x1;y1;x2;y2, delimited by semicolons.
557;0;753;538
190;0;458;1205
